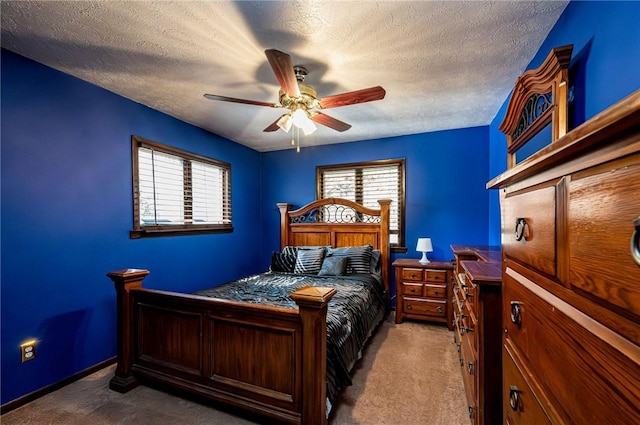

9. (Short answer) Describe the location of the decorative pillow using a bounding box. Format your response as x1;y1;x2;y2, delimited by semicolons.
270;251;296;273
318;255;348;276
283;245;331;257
370;249;382;276
327;244;373;274
294;247;326;274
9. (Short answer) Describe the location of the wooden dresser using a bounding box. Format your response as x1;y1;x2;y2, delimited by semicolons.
393;258;453;328
450;245;502;425
488;89;640;424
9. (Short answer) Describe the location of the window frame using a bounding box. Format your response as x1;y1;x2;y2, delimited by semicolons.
130;136;233;239
316;158;406;251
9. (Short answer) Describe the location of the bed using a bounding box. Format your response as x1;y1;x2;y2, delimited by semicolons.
106;197;392;425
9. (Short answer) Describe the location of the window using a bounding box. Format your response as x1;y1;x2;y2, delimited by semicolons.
316;159;405;249
131;136;232;238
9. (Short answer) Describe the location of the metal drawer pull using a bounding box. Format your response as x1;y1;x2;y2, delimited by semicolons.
468;362;474;375
456;343;461;353
632;216;640;266
509;386;520;411
515;217;529;241
459;357;464;366
510;301;522;327
468;406;474;419
436;306;443;313
406;304;412;310
410;288;416;293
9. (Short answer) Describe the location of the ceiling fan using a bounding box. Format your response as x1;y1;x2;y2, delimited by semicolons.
203;49;386;136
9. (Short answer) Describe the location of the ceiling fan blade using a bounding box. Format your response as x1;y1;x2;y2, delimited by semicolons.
263;115;287;132
318;86;386;109
203;94;276;107
311;112;352;132
265;49;301;98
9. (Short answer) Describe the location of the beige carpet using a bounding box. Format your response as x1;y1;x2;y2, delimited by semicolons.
2;316;469;425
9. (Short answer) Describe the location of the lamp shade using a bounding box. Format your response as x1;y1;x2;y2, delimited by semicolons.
416;238;433;253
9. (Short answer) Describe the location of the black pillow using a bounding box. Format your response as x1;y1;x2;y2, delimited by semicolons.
270;251;296;273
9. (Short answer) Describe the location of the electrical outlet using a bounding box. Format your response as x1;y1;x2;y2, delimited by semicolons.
20;340;36;363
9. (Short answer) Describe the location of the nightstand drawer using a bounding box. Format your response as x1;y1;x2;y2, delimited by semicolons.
403;297;446;317
426;270;447;282
402;282;423;296
402;268;424;281
424;283;446;298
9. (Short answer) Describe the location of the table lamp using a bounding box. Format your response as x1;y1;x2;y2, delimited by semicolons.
416;237;433;264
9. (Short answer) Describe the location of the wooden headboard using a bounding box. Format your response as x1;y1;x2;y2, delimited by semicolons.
277;198;392;297
499;45;573;168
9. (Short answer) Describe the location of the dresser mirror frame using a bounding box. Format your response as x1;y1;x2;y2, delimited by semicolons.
499;45;573;168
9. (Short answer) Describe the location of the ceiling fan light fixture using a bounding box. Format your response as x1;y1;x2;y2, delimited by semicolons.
276;113;293;132
291;108;317;135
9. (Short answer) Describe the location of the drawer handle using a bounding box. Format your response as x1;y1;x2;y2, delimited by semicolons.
468;406;474;419
456;343;461;353
632;216;640;267
464;327;474;333
515;217;529;241
509;386;520;411
510;301;522;327
410;273;417;278
437;306;443;313
434;290;439;296
407;304;412;310
410;288;416;293
468;362;474;375
459;357;464;367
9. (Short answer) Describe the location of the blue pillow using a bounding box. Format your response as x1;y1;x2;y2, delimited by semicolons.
318;255;348;276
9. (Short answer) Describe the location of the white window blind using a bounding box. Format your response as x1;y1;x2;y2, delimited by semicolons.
132;136;232;237
317;159;404;246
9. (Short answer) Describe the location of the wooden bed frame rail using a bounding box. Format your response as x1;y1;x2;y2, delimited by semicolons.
107;268;335;425
107;198;392;425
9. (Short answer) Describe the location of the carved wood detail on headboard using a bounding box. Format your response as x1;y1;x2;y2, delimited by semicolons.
499;44;573;168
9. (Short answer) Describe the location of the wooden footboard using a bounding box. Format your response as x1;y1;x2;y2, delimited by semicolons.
107;269;335;425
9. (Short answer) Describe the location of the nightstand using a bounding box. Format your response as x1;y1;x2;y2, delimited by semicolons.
392;258;453;328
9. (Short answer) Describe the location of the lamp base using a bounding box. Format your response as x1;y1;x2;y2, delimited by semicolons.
419;252;430;264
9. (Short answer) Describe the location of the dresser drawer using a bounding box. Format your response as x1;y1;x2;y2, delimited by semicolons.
503;269;640;424
402;268;424;281
401;282;423;296
568;154;640;332
402;297;446;317
502;184;557;278
503;342;553;425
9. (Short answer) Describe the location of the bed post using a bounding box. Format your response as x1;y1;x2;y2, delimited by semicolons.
106;268;150;393
290;286;337;425
377;199;392;291
277;203;293;250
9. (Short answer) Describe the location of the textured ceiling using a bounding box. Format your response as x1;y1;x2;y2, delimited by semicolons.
1;1;568;152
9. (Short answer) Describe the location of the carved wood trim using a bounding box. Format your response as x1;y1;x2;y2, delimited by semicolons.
499;45;573;168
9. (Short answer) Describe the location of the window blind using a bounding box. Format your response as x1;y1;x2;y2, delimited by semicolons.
132;136;231;237
317;159;404;245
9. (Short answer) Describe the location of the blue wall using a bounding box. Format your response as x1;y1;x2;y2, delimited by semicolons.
1;49;263;404
260;126;491;268
488;1;640;243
